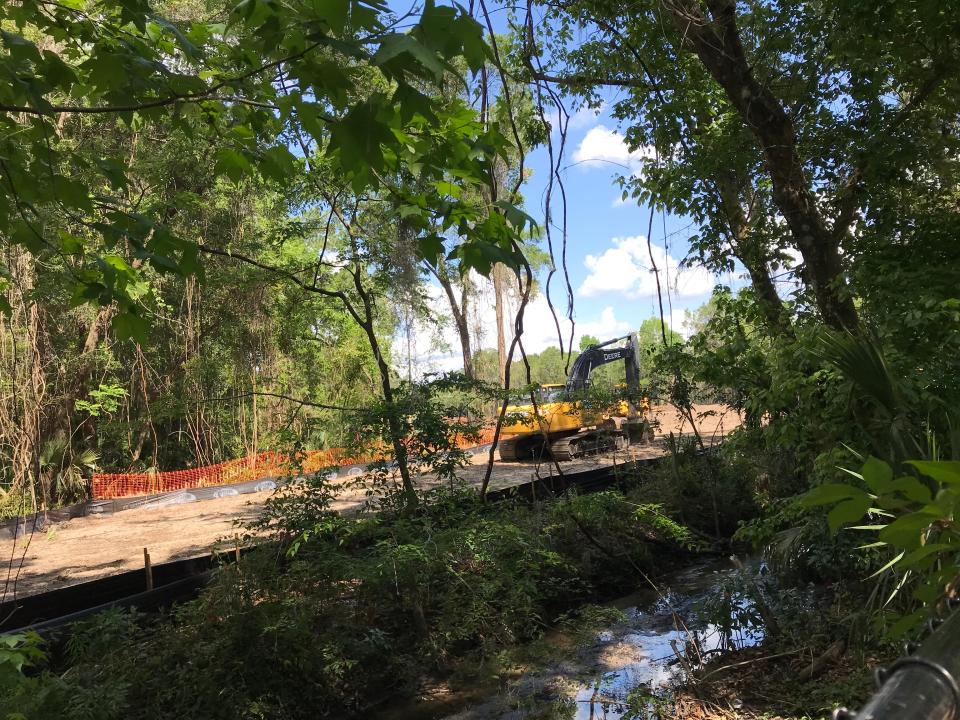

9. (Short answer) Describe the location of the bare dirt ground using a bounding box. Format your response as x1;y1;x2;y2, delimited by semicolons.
0;403;741;600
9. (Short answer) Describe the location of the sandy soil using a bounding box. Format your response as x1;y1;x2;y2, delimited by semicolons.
0;404;741;600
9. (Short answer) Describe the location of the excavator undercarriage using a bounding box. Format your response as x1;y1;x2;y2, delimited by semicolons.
498;430;631;462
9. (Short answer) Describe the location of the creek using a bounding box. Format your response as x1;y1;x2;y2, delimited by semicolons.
378;558;768;719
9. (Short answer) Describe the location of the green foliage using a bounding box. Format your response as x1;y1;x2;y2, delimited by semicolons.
38;435;98;505
636;439;760;538
349;372;495;483
0;0;532;339
801;456;960;634
12;480;693;719
74;384;126;418
476;316;683;390
0;633;45;684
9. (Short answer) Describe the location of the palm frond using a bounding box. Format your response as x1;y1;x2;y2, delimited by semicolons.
814;330;900;416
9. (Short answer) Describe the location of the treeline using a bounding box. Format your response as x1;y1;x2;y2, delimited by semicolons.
0;124;385;509
472;317;684;390
0;0;543;513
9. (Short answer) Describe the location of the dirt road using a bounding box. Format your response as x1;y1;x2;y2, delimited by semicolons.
0;404;740;599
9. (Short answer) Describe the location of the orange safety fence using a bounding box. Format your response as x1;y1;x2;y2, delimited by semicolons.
92;427;498;500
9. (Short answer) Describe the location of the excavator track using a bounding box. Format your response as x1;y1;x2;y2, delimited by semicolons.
549;430;628;461
498;437;521;462
498;435;549;462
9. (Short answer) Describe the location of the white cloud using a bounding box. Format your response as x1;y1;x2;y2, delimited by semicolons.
579;236;715;301
572;125;654;172
576;306;631;341
544;101;604;134
400;281;636;378
669;308;694;339
492;295;629;357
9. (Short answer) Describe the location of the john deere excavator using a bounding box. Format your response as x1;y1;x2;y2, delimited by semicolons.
498;333;652;461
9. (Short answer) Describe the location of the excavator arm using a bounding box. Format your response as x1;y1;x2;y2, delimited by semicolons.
566;334;641;398
497;332;648;462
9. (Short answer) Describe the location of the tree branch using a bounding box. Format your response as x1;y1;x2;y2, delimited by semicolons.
528;69;649;89
197;391;359;412
0;42;324;117
195;244;365;327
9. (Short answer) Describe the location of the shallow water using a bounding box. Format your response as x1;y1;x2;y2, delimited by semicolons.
570;561;765;719
378;558;767;720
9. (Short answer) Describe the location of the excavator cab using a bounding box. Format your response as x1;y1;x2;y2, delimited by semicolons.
497;334;652;462
536;384;566;403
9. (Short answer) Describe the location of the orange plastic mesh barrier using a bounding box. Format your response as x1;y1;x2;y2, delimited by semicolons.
91;428;497;500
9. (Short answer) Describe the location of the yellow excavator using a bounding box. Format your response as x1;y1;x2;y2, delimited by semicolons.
498;333;652;461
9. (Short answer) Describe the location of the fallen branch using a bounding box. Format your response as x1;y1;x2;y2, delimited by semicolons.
697;647;803;683
797;639;846;681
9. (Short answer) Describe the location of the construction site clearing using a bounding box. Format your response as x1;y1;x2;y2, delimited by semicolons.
0;404;740;600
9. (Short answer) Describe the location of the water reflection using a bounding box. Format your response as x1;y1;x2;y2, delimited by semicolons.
572;562;765;719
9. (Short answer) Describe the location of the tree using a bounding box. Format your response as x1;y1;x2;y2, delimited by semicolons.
579;335;599;351
0;0;531;334
523;0;960;333
0;0;547;510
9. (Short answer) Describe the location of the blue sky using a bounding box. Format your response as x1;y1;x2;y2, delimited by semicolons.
398;3;749;371
409;98;745;372
520;102;728;336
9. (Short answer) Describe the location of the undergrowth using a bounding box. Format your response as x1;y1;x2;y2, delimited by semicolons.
1;475;694;720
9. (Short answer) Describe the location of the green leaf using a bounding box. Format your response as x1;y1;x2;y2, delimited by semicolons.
887;609;925;639
112;312;150;342
899;543;953;568
214;148;253;182
867;550;904;578
83;53;129;91
52;176;92;212
1;31;41;62
878;511;939;550
800;483;864;507
417;234;445;267
397;203;425;219
913;582;941;605
375;33;447;79
12;221;45;253
95;157;129;189
828;494;871;533
259;146;298;182
861;456;893;493
434;180;462;198
57;230;85;255
493;200;537;232
328;99;394;176
305;0;349;33
889;476;932;504
907;461;960;485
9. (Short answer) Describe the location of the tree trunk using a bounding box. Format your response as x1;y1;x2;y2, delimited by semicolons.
493;264;507;386
669;0;858;330
714;176;793;334
0;250;47;508
349;266;418;511
434;263;475;379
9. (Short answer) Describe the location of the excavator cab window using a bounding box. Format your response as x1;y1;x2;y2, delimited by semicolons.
537;386;566;403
